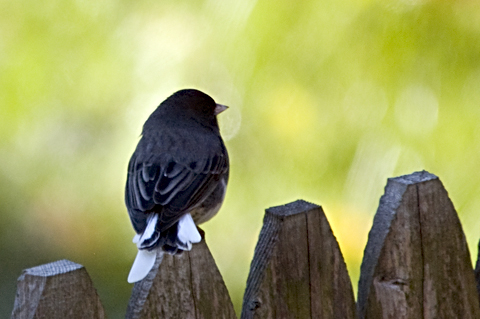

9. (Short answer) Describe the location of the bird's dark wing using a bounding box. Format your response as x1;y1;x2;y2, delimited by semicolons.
125;141;228;234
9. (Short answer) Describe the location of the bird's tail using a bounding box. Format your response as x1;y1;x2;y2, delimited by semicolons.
127;248;162;283
127;213;201;283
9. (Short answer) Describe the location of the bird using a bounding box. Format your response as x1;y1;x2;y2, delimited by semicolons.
124;89;229;283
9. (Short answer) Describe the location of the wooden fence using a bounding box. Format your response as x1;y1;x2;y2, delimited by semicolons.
11;171;480;318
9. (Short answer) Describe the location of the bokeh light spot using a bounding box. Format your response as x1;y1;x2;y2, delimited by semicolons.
267;83;317;141
343;81;388;128
394;84;438;135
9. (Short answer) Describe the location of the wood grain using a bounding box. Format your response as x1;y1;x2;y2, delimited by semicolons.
241;200;356;319
475;239;480;308
11;259;105;319
126;229;236;319
357;171;480;319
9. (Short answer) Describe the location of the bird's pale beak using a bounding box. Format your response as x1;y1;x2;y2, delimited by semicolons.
214;104;228;115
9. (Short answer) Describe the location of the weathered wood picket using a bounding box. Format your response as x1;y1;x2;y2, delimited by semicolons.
11;171;480;318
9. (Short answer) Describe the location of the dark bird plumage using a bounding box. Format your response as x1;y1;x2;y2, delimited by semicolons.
125;89;229;282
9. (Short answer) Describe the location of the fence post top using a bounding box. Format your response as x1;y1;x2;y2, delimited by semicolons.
389;170;438;185
266;199;319;218
20;259;83;279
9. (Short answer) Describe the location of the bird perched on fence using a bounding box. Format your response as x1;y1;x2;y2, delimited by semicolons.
125;89;229;283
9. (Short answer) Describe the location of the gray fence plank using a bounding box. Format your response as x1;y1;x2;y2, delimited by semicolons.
241;200;356;319
475;239;480;312
126;231;236;319
11;259;105;319
357;171;480;319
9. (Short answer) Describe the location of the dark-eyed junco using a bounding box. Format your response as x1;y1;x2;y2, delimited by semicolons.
125;89;229;283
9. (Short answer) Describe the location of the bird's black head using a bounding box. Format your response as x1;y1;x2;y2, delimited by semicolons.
168;89;217;116
146;89;227;130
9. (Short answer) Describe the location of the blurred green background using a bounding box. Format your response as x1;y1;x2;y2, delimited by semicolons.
2;0;480;317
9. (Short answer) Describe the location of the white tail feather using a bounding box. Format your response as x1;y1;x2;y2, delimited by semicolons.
132;234;140;244
177;213;201;250
137;213;158;248
127;249;160;283
128;213;200;283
